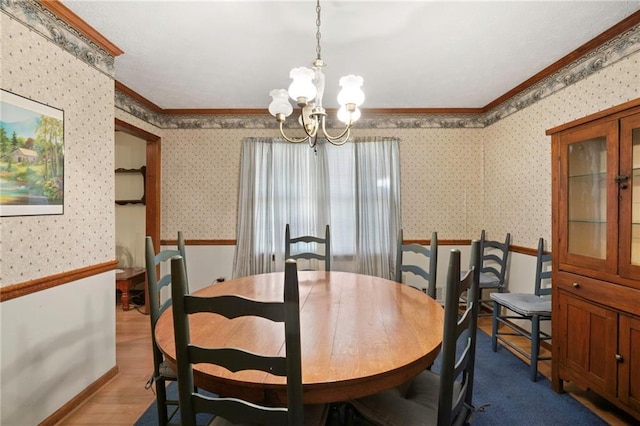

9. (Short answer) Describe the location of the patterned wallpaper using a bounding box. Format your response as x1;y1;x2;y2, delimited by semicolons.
483;51;640;250
1;13;114;286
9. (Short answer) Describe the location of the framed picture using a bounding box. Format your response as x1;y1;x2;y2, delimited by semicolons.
0;89;64;216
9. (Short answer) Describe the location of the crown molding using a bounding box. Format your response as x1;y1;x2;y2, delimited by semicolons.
5;1;638;123
39;0;123;56
114;19;640;130
1;0;117;77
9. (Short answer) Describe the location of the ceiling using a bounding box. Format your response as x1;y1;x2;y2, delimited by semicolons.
60;1;640;111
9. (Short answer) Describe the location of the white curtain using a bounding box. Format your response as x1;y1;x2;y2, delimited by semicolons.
233;137;400;279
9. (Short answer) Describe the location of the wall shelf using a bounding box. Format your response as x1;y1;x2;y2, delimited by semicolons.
115;166;146;205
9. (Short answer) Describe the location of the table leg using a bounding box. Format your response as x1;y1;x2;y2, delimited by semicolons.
116;280;131;311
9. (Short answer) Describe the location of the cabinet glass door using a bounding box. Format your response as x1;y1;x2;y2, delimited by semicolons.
558;121;618;274
620;112;640;282
567;137;607;258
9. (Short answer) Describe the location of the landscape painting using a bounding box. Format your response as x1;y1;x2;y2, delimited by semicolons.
0;89;64;216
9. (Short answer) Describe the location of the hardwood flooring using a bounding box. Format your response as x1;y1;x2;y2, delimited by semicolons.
56;304;637;425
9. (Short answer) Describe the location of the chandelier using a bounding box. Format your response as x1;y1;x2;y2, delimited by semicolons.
268;0;364;148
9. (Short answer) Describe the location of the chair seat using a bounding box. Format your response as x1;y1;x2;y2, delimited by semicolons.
350;371;462;426
210;403;329;426
491;292;551;316
479;271;501;288
158;361;177;379
461;271;500;288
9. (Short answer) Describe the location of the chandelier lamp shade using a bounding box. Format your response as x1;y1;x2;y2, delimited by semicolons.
268;0;364;147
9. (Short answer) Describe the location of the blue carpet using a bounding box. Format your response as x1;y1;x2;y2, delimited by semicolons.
134;386;214;426
454;330;607;425
135;331;607;425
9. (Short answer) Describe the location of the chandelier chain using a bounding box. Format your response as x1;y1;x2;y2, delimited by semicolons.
315;0;322;60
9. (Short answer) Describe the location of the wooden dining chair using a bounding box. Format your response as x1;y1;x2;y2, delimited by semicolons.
347;240;481;426
170;257;329;425
285;224;331;271
491;237;552;381
395;229;438;299
464;230;510;316
144;232;187;426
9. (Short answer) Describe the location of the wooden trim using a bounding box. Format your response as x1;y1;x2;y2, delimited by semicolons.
405;239;471;246
163;108;267;115
484;11;640;112
38;366;119;426
162;239;546;256
364;108;484;115
39;0;123;56
115;81;164;113
546;99;640;135
0;260;118;303
510;245;538;256
161;239;237;246
115;118;160;141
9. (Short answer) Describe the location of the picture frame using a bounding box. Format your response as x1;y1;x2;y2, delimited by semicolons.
0;89;64;216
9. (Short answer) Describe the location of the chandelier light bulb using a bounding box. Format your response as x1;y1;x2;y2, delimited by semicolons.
337;105;361;124
337;75;365;107
268;89;293;118
288;67;317;105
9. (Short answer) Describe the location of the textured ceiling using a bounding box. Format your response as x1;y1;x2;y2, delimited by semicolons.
61;1;640;110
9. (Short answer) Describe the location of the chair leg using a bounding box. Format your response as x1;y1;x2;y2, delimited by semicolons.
156;378;168;426
530;316;540;382
492;301;500;352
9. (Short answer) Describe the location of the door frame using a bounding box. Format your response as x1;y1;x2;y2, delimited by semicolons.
114;118;161;268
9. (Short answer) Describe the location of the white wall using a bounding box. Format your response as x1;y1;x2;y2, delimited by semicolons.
0;273;115;425
158;245;236;302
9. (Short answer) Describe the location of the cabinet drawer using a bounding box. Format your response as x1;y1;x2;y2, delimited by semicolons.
555;271;640;317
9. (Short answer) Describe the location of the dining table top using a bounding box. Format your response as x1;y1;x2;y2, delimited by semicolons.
154;270;444;405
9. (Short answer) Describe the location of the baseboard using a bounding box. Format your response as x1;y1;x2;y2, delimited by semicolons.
38;365;119;426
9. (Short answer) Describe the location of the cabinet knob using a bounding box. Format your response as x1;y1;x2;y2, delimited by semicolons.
572;282;580;289
615;354;624;363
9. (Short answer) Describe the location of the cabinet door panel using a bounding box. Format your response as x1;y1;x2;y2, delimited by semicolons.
558;291;617;397
619;315;640;412
557;121;618;275
620;113;640;282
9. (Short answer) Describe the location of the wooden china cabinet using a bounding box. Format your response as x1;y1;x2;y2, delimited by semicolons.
548;99;640;420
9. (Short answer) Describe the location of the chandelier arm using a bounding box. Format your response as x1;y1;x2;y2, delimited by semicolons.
278;121;313;144
299;109;320;139
320;116;352;144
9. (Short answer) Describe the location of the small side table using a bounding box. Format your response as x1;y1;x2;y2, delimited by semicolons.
116;267;146;312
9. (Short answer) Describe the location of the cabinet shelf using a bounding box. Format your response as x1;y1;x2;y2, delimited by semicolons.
115;166;146;205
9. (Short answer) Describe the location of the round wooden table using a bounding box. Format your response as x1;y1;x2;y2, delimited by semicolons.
154;271;444;405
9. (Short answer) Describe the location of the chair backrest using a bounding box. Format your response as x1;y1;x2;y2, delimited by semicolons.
534;237;552;297
145;232;187;372
285;224;331;271
395;229;438;299
171;256;303;426
479;229;510;287
438;240;480;426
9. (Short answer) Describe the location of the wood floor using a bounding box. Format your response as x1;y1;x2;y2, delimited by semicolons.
57;302;637;425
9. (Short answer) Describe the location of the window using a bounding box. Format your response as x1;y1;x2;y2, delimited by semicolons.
233;137;400;279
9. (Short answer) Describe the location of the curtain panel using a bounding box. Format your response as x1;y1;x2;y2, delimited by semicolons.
232;137;401;279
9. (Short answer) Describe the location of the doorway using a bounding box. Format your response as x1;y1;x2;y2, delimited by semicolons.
114;118;161;313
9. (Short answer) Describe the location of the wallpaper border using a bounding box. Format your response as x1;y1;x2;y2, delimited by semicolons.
4;0;637;129
114;23;640;130
0;0;115;77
